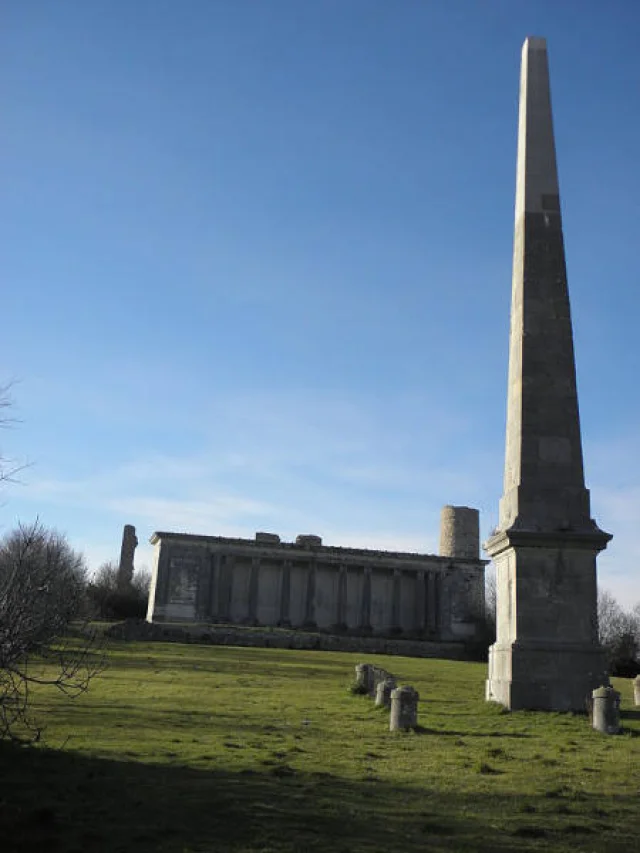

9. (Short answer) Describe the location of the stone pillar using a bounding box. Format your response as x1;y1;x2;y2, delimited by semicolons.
360;567;372;631
248;557;260;623
415;571;426;633
217;555;233;621
426;572;437;635
118;524;138;590
375;678;397;709
485;38;611;711
439;570;455;639
390;686;419;731
195;549;212;621
592;686;621;735
336;564;347;627
634;675;640;707
209;552;221;618
391;569;401;631
304;559;316;627
279;559;291;626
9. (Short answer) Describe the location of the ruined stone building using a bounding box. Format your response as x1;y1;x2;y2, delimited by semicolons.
146;505;486;643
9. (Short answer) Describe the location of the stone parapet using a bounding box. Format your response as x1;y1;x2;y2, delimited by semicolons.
105;619;474;660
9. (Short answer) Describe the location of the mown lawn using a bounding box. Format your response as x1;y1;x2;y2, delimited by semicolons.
1;641;639;852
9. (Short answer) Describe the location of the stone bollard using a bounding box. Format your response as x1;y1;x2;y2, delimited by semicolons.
375;678;397;709
390;686;419;731
591;686;621;735
634;675;640;707
370;666;387;697
355;664;372;694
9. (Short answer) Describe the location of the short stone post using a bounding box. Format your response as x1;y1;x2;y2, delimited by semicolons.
375;678;397;709
370;666;386;697
634;675;640;707
591;686;621;735
390;686;419;731
355;664;372;694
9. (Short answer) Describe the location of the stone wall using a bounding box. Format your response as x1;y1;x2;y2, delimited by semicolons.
106;619;474;660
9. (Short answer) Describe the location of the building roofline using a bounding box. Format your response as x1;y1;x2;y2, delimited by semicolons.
149;530;489;565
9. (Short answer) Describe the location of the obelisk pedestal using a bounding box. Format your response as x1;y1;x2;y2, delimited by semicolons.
485;38;611;712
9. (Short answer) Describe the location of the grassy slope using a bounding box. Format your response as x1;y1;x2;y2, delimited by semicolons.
1;642;639;853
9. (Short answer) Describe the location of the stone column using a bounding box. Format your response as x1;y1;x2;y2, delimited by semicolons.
217;554;233;621
195;548;212;621
304;558;316;627
209;552;221;618
485;38;611;711
425;572;438;635
336;564;347;627
391;569;401;631
248;557;260;623
415;570;426;633
360;567;372;631
439;569;454;640
279;559;291;626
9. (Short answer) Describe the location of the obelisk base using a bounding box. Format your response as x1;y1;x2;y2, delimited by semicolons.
485;529;610;712
486;641;608;712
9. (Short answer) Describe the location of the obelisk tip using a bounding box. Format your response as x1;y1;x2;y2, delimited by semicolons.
523;36;547;52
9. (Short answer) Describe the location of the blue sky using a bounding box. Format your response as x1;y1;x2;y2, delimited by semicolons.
2;2;639;605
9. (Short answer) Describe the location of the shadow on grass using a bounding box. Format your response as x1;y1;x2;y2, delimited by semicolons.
1;741;635;853
414;726;532;738
103;644;380;681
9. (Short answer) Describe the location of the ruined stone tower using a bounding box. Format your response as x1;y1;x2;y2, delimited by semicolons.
485;38;611;711
118;524;138;591
440;506;480;560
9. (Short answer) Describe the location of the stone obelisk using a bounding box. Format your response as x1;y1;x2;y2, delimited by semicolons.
485;37;611;711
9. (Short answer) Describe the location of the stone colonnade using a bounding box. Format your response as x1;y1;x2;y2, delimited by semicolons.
147;531;485;641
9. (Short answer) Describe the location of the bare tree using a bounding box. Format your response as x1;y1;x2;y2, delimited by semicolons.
598;588;640;677
86;560;150;619
0;521;104;742
485;570;496;626
597;589;626;648
0;383;28;487
132;566;151;600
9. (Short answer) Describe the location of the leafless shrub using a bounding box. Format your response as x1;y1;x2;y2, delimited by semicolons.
86;561;150;619
0;521;105;742
597;588;640;677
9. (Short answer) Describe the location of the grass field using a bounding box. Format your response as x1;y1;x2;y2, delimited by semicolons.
1;641;639;852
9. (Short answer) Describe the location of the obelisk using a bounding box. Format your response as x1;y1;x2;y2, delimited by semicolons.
485;38;611;711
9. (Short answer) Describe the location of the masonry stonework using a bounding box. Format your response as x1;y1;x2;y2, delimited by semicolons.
118;524;138;591
485;38;611;711
146;508;486;643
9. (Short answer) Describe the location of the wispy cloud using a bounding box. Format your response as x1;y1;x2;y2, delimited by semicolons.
13;388;478;570
9;387;639;607
586;432;640;606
